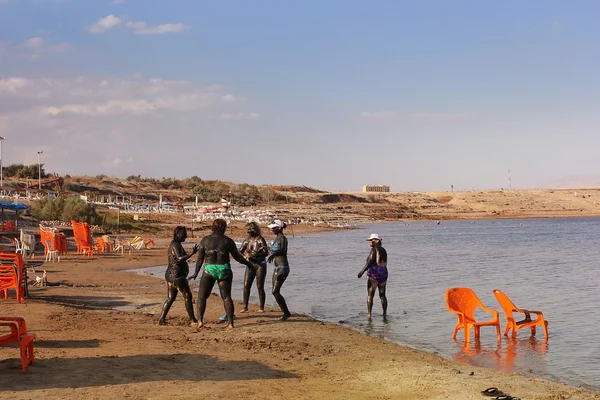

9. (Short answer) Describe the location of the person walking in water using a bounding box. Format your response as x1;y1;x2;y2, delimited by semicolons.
159;226;199;326
268;219;291;321
189;218;253;329
357;233;388;321
239;221;269;313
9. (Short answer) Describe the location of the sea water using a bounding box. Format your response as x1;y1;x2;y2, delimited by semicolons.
131;218;600;390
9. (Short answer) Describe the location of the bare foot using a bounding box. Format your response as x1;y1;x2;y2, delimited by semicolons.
239;308;249;313
226;324;234;329
190;320;199;327
257;309;265;313
367;313;372;320
158;320;167;326
196;322;204;330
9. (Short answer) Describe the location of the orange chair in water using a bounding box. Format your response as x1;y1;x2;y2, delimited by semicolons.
446;287;501;343
493;289;548;341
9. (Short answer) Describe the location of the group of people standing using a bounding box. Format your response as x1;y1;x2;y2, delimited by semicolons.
159;218;291;329
159;217;389;329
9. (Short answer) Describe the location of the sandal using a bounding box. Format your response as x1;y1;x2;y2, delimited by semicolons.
481;388;504;397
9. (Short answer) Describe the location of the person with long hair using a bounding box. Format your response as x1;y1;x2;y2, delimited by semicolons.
239;221;269;313
267;219;291;321
159;226;198;326
357;233;388;321
190;218;253;329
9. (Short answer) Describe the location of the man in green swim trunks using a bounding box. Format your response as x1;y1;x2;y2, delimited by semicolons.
189;218;253;329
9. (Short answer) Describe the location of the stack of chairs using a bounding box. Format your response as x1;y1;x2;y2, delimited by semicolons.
71;220;94;257
0;252;27;303
39;225;67;262
0;220;16;232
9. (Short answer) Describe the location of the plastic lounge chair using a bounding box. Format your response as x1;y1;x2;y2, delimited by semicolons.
493;289;548;341
0;317;36;372
44;240;60;262
445;287;501;343
14;238;24;256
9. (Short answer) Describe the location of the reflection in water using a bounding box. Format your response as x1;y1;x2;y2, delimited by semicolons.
454;337;549;375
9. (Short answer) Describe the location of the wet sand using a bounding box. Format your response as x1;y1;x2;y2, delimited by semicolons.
1;248;599;400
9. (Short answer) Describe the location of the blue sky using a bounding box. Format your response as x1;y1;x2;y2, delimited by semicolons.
0;0;599;191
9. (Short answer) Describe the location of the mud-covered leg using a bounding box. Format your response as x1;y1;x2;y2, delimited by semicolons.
159;282;178;325
367;279;377;320
176;278;197;325
256;264;267;311
272;268;290;320
218;274;235;328
196;272;216;328
378;282;388;322
242;265;256;312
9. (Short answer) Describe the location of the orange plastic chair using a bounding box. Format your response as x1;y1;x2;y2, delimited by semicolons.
0;317;35;372
493;289;548;341
446;287;501;343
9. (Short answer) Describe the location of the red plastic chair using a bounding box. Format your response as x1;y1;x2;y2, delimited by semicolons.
493;289;548;341
446;287;501;343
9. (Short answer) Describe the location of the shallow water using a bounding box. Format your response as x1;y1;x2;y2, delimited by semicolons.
131;218;600;390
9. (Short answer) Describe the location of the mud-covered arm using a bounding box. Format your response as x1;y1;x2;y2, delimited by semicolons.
358;247;376;278
190;241;206;279
239;239;249;255
229;238;252;267
172;242;196;263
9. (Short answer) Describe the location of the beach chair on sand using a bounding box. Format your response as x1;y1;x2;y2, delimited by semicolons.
493;289;548;341
445;287;501;344
0;317;36;372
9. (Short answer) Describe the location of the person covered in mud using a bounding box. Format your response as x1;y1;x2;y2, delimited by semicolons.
189;218;253;329
357;233;388;321
267;219;292;321
159;226;198;326
239;221;269;313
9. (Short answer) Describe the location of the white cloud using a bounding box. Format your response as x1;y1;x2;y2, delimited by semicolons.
0;76;253;118
0;77;29;93
0;75;258;176
126;21;190;35
88;15;121;33
219;112;260;120
18;38;72;61
25;37;43;47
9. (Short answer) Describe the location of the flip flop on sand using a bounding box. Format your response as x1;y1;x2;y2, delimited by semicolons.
481;388;504;397
494;396;520;400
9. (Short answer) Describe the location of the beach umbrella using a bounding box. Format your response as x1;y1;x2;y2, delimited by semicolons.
10;202;28;210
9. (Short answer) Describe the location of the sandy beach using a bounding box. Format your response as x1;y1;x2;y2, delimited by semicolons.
1;240;599;400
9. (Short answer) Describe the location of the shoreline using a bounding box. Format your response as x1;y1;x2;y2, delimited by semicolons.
1;247;598;399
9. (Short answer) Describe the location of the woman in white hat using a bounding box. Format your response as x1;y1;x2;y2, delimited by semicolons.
357;233;388;321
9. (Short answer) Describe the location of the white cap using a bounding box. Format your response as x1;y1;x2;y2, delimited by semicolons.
367;233;381;241
268;219;285;229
